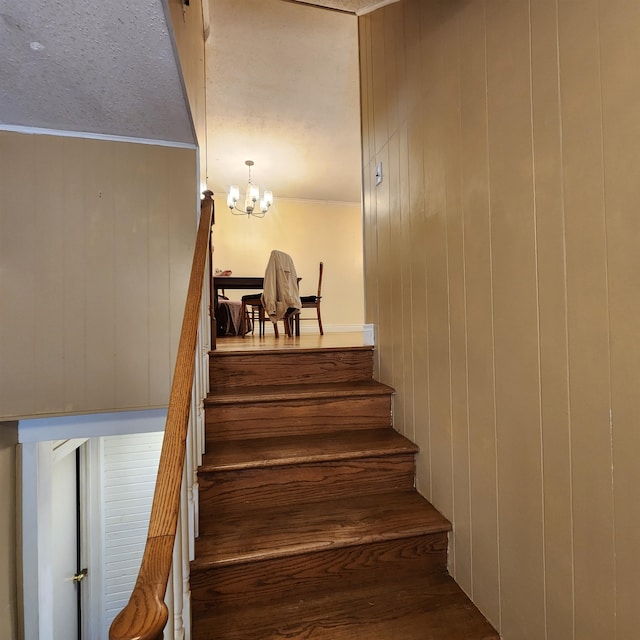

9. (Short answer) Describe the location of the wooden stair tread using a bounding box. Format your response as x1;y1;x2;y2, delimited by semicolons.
193;491;450;568
192;572;499;640
200;428;418;471
205;379;394;405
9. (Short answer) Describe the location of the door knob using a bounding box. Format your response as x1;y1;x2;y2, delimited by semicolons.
71;568;88;583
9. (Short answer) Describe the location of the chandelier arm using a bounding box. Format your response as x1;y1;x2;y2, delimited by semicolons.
231;204;266;217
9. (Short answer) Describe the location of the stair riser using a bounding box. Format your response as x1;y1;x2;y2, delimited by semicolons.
191;533;448;612
210;349;373;389
198;455;416;511
206;395;392;442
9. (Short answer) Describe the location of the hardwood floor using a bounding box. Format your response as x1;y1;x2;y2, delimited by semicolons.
213;331;371;352
192;334;499;639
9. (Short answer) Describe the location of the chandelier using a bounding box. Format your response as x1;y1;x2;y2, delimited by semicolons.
227;160;273;217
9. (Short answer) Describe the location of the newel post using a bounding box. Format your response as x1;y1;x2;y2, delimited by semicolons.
202;190;216;349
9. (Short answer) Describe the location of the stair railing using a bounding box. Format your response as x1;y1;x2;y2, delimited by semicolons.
109;192;215;640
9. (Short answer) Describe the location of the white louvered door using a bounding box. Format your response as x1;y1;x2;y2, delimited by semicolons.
101;432;164;638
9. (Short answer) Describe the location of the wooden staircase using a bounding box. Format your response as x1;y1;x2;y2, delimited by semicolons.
191;342;499;639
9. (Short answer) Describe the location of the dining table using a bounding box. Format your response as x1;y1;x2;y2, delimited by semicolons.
213;275;264;315
213;274;304;339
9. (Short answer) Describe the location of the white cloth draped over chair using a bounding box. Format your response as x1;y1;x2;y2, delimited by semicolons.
261;249;302;323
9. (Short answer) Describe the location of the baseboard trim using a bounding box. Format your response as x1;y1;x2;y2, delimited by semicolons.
297;323;367;335
363;324;375;345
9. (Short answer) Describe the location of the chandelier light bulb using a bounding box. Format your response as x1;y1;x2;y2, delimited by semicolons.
227;185;240;209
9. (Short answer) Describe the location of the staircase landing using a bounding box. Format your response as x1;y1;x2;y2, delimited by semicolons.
213;330;372;352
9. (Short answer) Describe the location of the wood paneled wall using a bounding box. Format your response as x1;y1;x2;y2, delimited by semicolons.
0;132;197;419
359;1;640;638
168;0;207;187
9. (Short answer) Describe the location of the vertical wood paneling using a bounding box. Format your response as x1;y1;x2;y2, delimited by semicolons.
364;14;376;169
558;2;616;637
166;147;197;377
168;0;206;187
362;157;379;341
359;1;639;637
84;140;117;411
0;134;36;417
148;149;173;407
0;132;196;419
34;136;66;413
530;2;575;638
599;3;640;635
398;121;415;441
358;17;372;167
403;0;424;113
386;6;407;438
395;1;414;443
388;132;406;433
361;16;380;369
370;10;388;155
375;144;392;386
441;5;471;593
407;105;431;498
371;10;389;384
404;0;430;489
62;137;88;411
486;3;546;637
114;144;150;408
383;7;400;139
392;3;408;128
458;1;501;625
422;0;453;520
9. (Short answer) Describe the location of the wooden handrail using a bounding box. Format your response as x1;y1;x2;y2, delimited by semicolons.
109;192;214;640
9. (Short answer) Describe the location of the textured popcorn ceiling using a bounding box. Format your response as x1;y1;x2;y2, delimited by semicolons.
0;0;194;144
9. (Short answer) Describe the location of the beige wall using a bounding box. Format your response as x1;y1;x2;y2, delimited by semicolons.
0;424;18;640
360;1;640;638
0;132;198;420
211;196;364;328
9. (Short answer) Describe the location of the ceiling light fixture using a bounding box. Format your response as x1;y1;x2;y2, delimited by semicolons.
227;160;273;218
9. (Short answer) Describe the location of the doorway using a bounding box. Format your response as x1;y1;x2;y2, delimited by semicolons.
18;409;167;640
52;446;84;639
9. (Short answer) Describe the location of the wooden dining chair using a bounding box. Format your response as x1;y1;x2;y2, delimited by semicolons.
240;293;274;337
294;262;323;335
241;294;294;337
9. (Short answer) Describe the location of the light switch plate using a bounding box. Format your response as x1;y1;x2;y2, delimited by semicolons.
375;162;383;186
